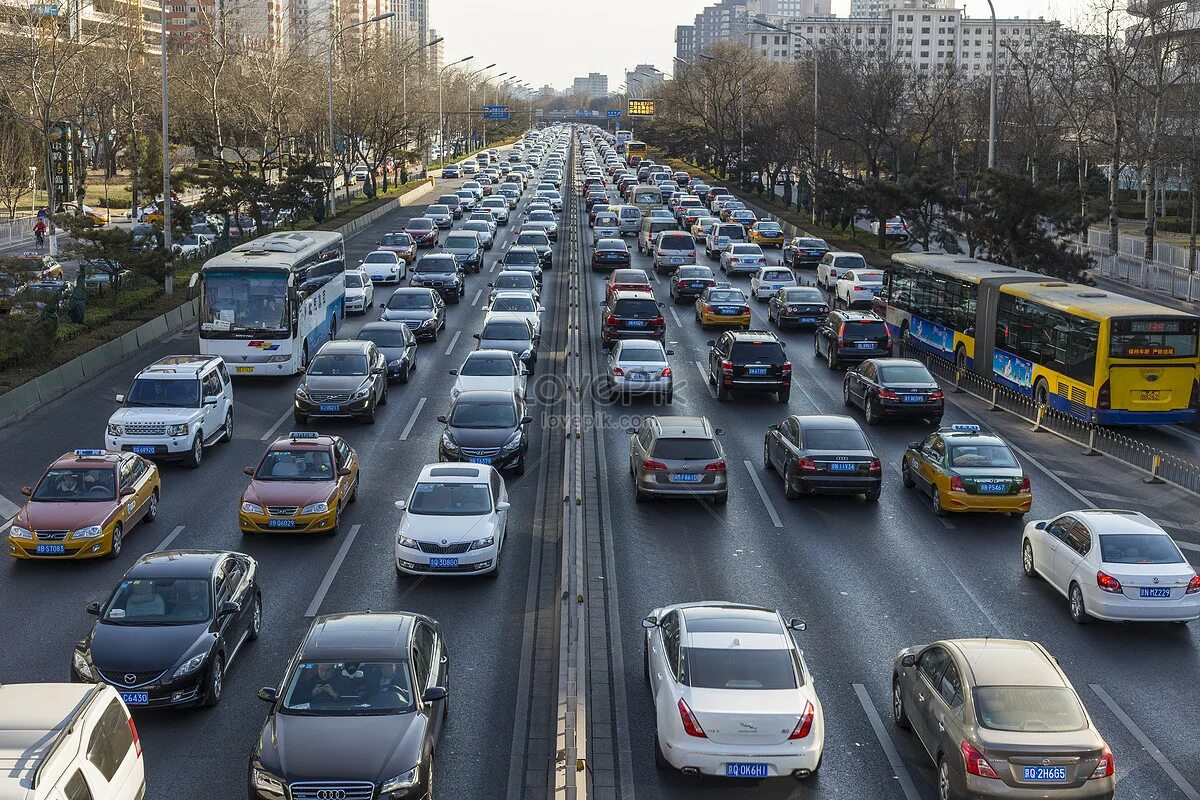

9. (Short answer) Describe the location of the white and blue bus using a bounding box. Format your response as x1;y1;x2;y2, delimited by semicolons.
193;230;346;376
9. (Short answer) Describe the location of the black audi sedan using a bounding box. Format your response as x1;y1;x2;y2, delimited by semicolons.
249;612;448;800
763;414;882;501
294;340;388;425
437;389;532;474
842;358;943;425
72;549;262;709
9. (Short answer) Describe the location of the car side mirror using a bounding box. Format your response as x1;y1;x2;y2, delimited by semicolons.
120;486;136;496
258;686;279;703
706;340;715;347
85;600;102;615
788;617;807;632
115;393;125;403
219;600;241;616
203;395;219;405
715;428;726;436
243;466;255;476
297;366;306;374
394;500;407;511
906;442;919;450
901;654;917;668
449;368;458;375
768;424;780;432
521;416;533;425
338;468;352;477
665;349;674;356
472;334;481;340
422;686;448;703
436;415;448;424
496;501;511;512
641;615;658;629
20;486;32;496
1035;521;1047;530
625;427;638;435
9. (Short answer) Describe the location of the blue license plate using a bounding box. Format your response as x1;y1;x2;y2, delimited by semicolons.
827;462;856;472
719;307;739;315
976;483;1008;494
1022;766;1067;782
1140;587;1172;598
747;367;767;376
669;473;702;483
36;544;65;554
468;456;492;465
268;519;297;528
626;320;647;327
430;557;460;568
726;763;768;779
120;692;149;705
855;341;875;349
901;395;925;403
799;317;816;323
131;445;157;455
319;404;341;412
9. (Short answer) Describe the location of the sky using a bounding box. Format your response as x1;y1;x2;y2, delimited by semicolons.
430;0;1062;92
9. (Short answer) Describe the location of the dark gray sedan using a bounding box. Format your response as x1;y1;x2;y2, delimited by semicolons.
357;322;418;383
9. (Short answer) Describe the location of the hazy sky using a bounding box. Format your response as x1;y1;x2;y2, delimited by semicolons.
430;0;1061;91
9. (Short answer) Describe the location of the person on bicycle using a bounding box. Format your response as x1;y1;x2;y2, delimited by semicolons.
33;218;47;249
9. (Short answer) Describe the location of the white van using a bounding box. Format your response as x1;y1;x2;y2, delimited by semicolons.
0;683;146;800
613;204;643;236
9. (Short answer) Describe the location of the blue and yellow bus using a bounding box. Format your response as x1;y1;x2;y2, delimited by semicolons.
625;140;648;166
875;253;1200;425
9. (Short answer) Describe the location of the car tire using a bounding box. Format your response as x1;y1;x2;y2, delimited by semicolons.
763;442;773;471
379;384;388;406
937;756;956;800
931;487;948;517
144;490;159;522
864;487;881;501
901;461;915;488
634;487;647;503
1069;582;1091;624
827;347;838;370
865;397;881;425
892;678;911;729
842;381;853;406
247;594;263;641
182;432;203;468
105;523;124;560
362;404;376;425
712;492;728;505
400;364;411;384
783;466;799;500
513;455;526;476
201;654;224;708
220;411;234;443
1022;540;1039;579
778;388;790;404
664;390;673;404
714;381;728;401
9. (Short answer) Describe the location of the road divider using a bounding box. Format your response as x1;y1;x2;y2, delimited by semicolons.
304;524;362;618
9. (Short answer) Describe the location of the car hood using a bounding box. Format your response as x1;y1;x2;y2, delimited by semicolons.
257;710;426;783
18;501;115;532
302;375;371;392
110;407;199;425
345;287;369;299
87;621;210;673
245;480;336;508
377;345;409;361
446;424;519;448
413;270;457;279
381;309;435;322
399;511;496;544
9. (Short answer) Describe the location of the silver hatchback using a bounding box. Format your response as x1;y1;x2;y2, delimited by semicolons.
627;416;727;503
606;339;673;402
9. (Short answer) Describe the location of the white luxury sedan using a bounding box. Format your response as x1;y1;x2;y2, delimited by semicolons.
450;350;527;400
394;463;509;578
643;602;823;781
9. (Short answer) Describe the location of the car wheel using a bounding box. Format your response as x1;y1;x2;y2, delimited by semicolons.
105;523;124;560
826;347;838;370
513;454;526;476
931;487;948;517
349;473;359;503
937;756;955;800
1022;540;1039;579
145;490;159;522
778;388;790;404
763;442;773;471
664;390;673;404
430;325;439;342
901;461;915;488
712;492;728;505
783;466;799;500
1069;582;1091;624
892;678;911;729
714;381;728;401
221;411;234;443
654;731;669;770
379;384;388;406
202;654;224;708
813;336;822;359
865;397;881;425
400;364;411;384
247;594;262;640
183;432;203;468
362;403;376;425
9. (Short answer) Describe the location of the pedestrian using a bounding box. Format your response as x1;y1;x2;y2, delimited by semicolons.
33;218;47;250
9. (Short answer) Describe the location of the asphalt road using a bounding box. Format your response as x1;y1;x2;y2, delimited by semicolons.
0;162;567;799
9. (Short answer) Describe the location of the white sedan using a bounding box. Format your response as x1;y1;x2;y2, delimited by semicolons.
450;349;527;399
1022;509;1200;623
644;602;823;780
488;291;544;337
360;250;405;284
834;269;884;308
343;269;375;314
394;463;509;577
749;266;798;302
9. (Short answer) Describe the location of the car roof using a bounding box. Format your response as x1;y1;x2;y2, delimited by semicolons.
359;321;411;333
317;340;371;354
128;549;228;577
268;432;338;450
1068;509;1163;534
944;639;1064;688
934;426;1008;446
303;612;416;660
650;415;714;438
0;682;100;775
141;355;221;376
790;414;860;429
495;270;535;280
834;310;883;320
51;450;123;469
452;389;517;404
483;312;533;325
610;269;649;280
827;251;866;258
726;329;780;341
467;349;518;360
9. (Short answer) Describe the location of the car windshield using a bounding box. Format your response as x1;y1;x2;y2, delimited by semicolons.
619;345;666;363
32;467;116;501
948;444;1018;468
445;235;477;249
505;251;539;266
363;253;395;264
784;288;824;302
463;223;490;234
843;321;888;340
282;661;416;715
797;238;826;248
757;224;782;233
658;235;693;251
708;291;745;304
598;241;627;252
428;206;449;215
730;342;786;361
415;258;455;273
517;234;549;246
125;377;199;408
1098;533;1184;564
762;271;791;281
344;273;364;288
407;219;433;230
461;354;517;376
358;329;409;348
613;298;659;317
680;648;798;690
380;233;412;247
103;577;211;625
878;365;933;383
408;481;493;515
306;353;368;376
651;438;718;459
529;212;554;222
495;275;534;290
974;686;1087;732
256;448;334;481
387;293;433;310
482;321;532;340
803;428;870;451
449;399;518;428
201;269;288;335
492;296;536;313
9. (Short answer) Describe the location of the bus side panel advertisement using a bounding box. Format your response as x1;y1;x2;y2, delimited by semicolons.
909;316;954;356
992;349;1034;390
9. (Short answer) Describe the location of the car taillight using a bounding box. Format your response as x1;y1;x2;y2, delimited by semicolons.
741;305;751;314
678;698;707;738
706;304;716;313
606;315;619;325
782;362;792;375
642;458;668;471
705;460;727;472
961;740;999;779
868;459;882;475
128;716;142;757
720;360;733;372
652;316;665;326
878;389;899;401
788;701;815;739
612;367;624;377
854;285;865;290
1089;748;1115;779
689;252;696;258
1098;380;1112;410
930;390;945;400
949;475;966;493
796;457;817;471
885;335;893;352
1188;575;1200;594
661;368;672;377
1019;476;1032;494
1097;571;1122;593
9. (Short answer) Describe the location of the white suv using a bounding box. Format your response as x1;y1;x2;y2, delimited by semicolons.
106;355;234;468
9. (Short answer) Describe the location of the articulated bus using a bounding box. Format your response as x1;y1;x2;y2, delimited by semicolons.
194;230;346;376
626;140;648;166
615;129;633;153
874;253;1200;425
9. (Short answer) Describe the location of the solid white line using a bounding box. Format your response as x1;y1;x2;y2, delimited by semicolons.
0;518;12;534
260;407;293;442
0;494;21;519
399;397;427;441
851;684;922;800
1079;490;1130;503
1176;540;1200;554
305;524;362;618
471;288;482;305
669;307;681;327
153;525;186;552
694;360;716;398
743;460;783;528
444;330;461;355
1090;684;1200;800
1169;424;1200;445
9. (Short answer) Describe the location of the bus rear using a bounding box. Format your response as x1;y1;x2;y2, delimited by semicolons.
626;141;648;166
1101;316;1199;424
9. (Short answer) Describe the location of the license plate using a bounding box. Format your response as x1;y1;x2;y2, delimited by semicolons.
36;544;66;554
669;473;702;483
1140;587;1172;598
120;692;149;705
670;257;682;264
267;519;297;528
629;372;649;381
771;284;783;289
468;456;492;465
855;341;875;349
626;320;646;327
976;482;1008;494
689;282;704;288
747;367;767;376
827;462;856;472
1022;766;1067;782
901;395;925;403
236;366;254;374
430;557;460;568
719;308;739;315
319;404;341;412
799;317;815;323
131;445;158;455
726;763;768;779
1140;389;1161;400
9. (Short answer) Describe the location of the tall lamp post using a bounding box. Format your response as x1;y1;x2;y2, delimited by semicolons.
439;55;474;168
160;0;173;292
984;0;997;168
328;12;395;217
478;71;508;148
402;35;443;180
464;62;496;155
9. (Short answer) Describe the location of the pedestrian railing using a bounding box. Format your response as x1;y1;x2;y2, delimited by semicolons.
1078;230;1199;302
899;340;1200;497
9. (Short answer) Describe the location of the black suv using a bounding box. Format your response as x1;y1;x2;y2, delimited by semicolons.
813;310;892;369
706;330;791;403
600;290;665;348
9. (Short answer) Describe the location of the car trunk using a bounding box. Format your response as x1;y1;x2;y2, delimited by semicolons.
977;729;1105;788
1099;561;1195;600
685;688;805;746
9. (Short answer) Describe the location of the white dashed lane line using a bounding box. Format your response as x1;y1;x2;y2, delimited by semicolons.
399;397;427;441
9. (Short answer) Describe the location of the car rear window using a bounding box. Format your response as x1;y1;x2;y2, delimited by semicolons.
659;234;693;251
620;345;666;363
718;224;744;238
730;342;785;361
678;267;713;280
784;288;824;302
613;298;659;317
842;320;888;340
834;255;866;269
802;427;870;451
878;364;934;383
651;438;719;460
1098;533;1184;564
973;686;1087;733
680;648;798;690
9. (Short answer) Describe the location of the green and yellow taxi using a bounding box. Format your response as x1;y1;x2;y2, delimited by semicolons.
748;221;786;248
239;432;359;535
900;424;1032;517
9;449;160;560
695;285;752;329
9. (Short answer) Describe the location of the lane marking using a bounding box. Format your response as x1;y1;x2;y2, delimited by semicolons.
0;518;12;534
938;516;956;530
0;494;20;519
1175;540;1200;553
260;407;293;442
851;683;922;800
669;307;681;327
694;360;716;398
471;288;482;305
1080;490;1130;503
743;460;783;528
1090;684;1200;800
153;525;186;552
444;330;461;355
304;523;362;618
1168;424;1200;446
399;397;427;441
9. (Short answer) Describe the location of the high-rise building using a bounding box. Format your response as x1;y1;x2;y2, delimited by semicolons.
675;24;696;61
682;0;831;57
428;26;443;69
571;72;609;98
849;0;952;19
625;64;664;92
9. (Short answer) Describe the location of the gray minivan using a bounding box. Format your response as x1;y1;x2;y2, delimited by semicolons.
614;204;643;236
637;217;679;255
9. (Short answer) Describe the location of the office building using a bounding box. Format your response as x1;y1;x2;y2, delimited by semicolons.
675;24;696;61
571;72;609;99
625;64;664;92
849;0;952;19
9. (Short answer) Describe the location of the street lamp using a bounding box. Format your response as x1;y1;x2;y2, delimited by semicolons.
465;62;496;155
439;55;474;167
402;35;443;178
328;12;395;216
160;0;172;290
478;71;507;148
984;0;997;168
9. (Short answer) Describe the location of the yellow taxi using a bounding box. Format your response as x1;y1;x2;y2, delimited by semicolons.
690;216;716;241
749;221;786;248
718;203;745;222
238;432;360;535
9;449;161;560
901;424;1032;517
695;285;752;329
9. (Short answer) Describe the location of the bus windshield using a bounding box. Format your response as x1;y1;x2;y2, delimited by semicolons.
200;270;289;337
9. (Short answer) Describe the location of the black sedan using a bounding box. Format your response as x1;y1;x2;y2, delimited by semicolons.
410;253;465;303
294;340;388;425
842;358;943;424
250;612;448;800
437;389;532;474
784;236;830;268
668;265;716;304
514;231;554;268
763;414;882;501
357;322;418;383
72;549;262;709
380;288;445;341
592;238;631;271
767;285;828;329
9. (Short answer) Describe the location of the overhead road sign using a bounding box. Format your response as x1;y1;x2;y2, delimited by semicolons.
606;109;622;118
627;99;656;117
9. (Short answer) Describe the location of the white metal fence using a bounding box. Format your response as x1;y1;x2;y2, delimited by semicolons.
1082;228;1200;302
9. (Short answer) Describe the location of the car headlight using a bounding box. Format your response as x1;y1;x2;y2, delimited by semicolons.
251;764;285;794
441;431;460;452
166;423;189;437
380;766;420;793
397;534;420;549
73;525;104;539
267;354;291;363
73;649;95;680
302;502;329;514
9;525;32;540
351;384;372;401
172;652;206;679
107;422;123;436
502;430;523;451
295;383;310;398
418;318;435;328
241;501;264;514
388;358;404;367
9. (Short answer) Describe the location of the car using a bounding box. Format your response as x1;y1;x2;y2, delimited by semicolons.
474;313;539;373
690;215;716;241
813;310;892;369
238;431;359;535
394;464;511;576
442;163;461;178
627;415;727;503
651;231;698;274
606;339;673;403
748;220;785;247
73;549;261;709
360;250;405;284
424;204;453;229
344;268;375;314
250;612;449;799
537;190;563;211
843;358;943;424
720;243;767;276
436;194;464;219
637;217;678;256
730;209;758;228
481;197;510;225
816;251;868;289
461;220;495;250
436;390;532;474
784;236;829;268
514;230;554;268
707;330;791;403
900;424;1032;517
668;266;716;304
593;212;620;241
605;268;652;302
749;265;797;301
377;232;418;263
293;340;388;424
891;639;1114;800
834;269;884;308
643;602;820;779
488;291;544;337
442;231;484;274
173;232;214;256
380;287;445;340
716;200;745;221
357;321;418;383
694;286;751;329
450;349;527;399
489;270;540;303
704;222;746;260
601;290;664;348
106;355;234;467
499;246;544;283
764;414;881;499
455;189;480;212
592;238;631;271
873;216;911;242
410;253;465;303
1022;509;1200;624
404;217;439;248
10;449;160;560
767;286;828;329
524;209;558;239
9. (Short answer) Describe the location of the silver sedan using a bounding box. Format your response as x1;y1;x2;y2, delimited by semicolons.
605;339;673;402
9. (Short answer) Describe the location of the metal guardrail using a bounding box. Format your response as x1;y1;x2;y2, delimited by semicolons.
1081;230;1199;302
899;340;1200;497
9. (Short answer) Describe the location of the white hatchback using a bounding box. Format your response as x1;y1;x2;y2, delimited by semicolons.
816;251;867;289
750;266;797;301
343;268;374;314
834;269;884;308
360;250;405;283
394;463;510;577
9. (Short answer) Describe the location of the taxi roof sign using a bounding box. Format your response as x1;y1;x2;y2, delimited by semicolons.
73;449;106;457
289;431;320;439
950;424;981;432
